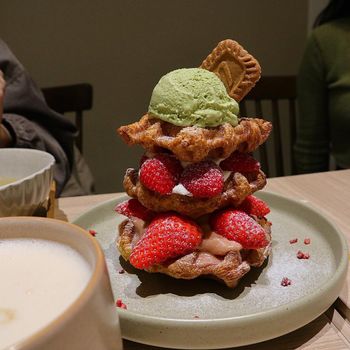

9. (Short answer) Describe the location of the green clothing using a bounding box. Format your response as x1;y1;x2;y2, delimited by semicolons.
295;17;350;172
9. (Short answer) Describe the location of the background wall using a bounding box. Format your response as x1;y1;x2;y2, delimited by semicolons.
0;0;308;193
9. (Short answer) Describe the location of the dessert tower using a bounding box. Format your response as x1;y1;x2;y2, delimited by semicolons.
115;40;272;288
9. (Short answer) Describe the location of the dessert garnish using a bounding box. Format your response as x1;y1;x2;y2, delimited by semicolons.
304;238;311;245
281;277;292;287
89;229;97;237
116;299;127;309
297;251;310;259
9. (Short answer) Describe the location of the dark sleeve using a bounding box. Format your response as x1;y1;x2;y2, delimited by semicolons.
294;32;330;173
0;39;77;195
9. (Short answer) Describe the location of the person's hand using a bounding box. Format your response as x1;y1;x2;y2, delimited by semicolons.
0;70;12;147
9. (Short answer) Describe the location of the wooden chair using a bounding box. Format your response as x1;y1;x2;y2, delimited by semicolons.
240;76;297;177
41;83;93;153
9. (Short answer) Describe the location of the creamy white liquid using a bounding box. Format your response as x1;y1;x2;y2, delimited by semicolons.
0;177;16;187
0;239;91;349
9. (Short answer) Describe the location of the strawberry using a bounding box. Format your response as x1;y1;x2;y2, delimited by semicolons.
238;195;270;217
129;213;202;269
179;161;224;198
115;198;155;221
210;209;268;249
220;151;260;173
139;153;183;195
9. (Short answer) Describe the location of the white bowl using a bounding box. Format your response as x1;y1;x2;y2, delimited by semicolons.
0;148;55;216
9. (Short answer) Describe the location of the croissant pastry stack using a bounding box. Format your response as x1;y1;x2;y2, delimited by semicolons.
115;40;272;288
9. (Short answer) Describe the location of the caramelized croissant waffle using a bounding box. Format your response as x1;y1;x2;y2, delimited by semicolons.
123;154;267;218
117;206;271;288
118;115;272;163
115;39;272;288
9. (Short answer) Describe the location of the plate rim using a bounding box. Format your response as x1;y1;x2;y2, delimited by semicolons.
73;191;349;348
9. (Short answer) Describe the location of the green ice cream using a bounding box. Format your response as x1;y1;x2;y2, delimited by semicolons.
148;68;239;127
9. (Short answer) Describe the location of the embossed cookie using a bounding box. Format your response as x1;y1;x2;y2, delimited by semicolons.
200;39;261;101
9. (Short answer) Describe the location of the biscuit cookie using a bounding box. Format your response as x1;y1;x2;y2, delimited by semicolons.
200;39;261;101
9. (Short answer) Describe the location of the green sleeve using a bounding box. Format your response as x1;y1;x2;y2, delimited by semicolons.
294;32;330;173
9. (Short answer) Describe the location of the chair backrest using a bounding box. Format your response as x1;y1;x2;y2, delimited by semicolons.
240;76;297;177
41;83;93;153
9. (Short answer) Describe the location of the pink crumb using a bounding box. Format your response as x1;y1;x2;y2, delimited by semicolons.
297;250;310;259
281;277;292;286
116;298;127;309
289;238;298;244
304;238;311;245
89;229;97;237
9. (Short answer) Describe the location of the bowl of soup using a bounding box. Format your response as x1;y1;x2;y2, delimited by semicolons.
0;217;122;350
0;148;55;216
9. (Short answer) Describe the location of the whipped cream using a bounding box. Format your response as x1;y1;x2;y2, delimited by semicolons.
172;183;193;196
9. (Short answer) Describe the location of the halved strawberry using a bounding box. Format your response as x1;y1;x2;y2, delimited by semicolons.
129;212;202;269
179;161;224;198
139;153;183;195
238;195;270;217
115;198;155;221
210;209;268;249
220;151;260;173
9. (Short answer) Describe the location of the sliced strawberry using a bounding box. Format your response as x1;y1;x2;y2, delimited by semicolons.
220;151;260;173
115;198;155;221
179;161;224;198
210;209;268;249
129;212;202;269
139;153;183;195
238;195;270;217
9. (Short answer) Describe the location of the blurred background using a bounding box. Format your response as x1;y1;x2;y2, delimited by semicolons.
0;0;328;193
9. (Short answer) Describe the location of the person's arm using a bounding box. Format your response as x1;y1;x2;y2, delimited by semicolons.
0;39;77;196
0;70;12;147
294;32;330;173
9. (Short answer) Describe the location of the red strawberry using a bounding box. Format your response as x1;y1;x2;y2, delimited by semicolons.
139;154;183;194
179;161;224;198
129;213;202;269
220;152;260;173
115;199;155;221
210;209;268;249
238;195;270;217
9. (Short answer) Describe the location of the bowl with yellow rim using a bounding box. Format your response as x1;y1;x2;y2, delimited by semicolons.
0;148;55;216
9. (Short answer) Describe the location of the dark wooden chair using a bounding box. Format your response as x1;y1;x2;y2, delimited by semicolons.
240;76;297;177
41;83;93;153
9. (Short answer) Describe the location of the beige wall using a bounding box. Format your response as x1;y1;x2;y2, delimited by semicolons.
0;0;307;193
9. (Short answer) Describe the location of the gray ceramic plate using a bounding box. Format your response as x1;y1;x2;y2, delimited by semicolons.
73;191;348;349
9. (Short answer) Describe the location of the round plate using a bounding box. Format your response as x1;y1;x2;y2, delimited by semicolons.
73;191;348;349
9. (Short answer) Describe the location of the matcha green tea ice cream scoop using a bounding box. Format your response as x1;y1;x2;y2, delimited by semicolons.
148;68;239;128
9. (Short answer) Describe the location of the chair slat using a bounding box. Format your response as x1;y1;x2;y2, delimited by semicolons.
289;99;297;174
241;76;297;177
254;99;263;117
240;100;247;117
271;100;283;177
41;83;93;153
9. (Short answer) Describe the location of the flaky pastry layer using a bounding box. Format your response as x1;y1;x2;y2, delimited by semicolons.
117;217;271;288
123;168;266;218
118;115;272;163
